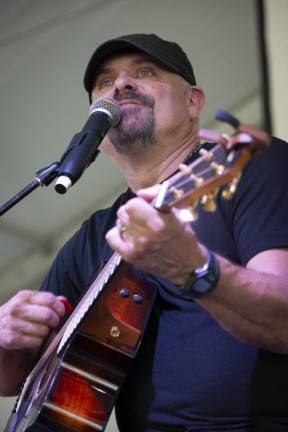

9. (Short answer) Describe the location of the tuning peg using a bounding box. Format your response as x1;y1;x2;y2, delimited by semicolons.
178;204;199;222
221;174;242;199
190;174;204;186
210;161;225;175
178;163;192;175
170;186;184;198
201;193;217;212
199;148;213;161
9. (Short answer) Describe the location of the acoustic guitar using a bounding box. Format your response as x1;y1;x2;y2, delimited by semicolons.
5;111;269;432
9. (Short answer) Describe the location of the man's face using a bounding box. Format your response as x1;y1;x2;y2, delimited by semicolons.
91;51;196;154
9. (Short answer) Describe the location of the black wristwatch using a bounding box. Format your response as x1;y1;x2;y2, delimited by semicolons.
180;249;220;299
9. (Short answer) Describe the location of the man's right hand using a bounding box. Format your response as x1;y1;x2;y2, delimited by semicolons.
0;290;66;350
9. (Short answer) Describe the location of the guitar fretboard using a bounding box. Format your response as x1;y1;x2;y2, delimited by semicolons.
16;251;122;412
57;252;122;353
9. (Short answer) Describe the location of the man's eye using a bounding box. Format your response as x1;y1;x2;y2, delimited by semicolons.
99;79;114;88
137;68;154;78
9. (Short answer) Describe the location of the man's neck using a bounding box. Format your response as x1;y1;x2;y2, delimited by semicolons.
112;130;200;192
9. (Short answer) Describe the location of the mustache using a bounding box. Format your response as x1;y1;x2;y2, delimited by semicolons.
114;90;155;108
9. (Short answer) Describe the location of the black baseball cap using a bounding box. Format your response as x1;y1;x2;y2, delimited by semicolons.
83;33;196;98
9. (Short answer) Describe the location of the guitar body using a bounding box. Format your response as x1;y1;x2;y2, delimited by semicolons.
5;262;156;432
5;115;269;432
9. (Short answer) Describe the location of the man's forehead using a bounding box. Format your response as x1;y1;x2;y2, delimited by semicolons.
95;48;173;76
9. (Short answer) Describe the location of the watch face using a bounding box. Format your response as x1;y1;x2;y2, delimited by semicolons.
193;278;214;296
181;250;220;299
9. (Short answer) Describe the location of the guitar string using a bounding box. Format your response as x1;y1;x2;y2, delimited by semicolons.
26;252;121;382
13;254;121;416
14;141;237;421
57;253;122;352
24;143;226;382
164;144;227;197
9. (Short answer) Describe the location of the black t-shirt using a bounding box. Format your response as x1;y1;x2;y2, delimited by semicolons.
30;138;288;431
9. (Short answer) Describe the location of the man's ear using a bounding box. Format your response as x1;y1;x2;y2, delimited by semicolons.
186;86;205;119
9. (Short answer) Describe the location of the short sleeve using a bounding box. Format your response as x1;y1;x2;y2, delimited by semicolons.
227;137;288;265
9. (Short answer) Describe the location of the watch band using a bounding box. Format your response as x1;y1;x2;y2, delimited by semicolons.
180;249;220;299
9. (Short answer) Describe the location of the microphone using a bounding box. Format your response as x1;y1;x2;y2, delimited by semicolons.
55;97;121;194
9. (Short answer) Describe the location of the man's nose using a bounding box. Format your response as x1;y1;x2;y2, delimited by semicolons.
113;71;137;94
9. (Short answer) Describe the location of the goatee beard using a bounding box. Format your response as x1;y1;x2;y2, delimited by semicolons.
108;90;155;154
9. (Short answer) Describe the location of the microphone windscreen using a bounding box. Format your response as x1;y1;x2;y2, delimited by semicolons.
89;97;121;127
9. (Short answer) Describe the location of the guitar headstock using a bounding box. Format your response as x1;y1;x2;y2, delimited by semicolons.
154;111;270;220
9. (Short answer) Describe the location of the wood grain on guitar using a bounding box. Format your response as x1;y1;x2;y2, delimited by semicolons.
5;111;270;432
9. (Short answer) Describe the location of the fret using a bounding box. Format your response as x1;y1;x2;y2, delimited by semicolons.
57;252;122;354
7;112;270;432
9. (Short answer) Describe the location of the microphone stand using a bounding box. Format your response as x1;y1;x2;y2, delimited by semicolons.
0;161;60;217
